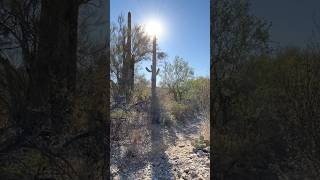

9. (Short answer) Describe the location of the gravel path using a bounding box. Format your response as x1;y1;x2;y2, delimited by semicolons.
111;114;210;180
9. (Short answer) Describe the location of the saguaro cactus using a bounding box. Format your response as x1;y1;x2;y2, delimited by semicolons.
146;35;160;124
121;11;133;102
127;11;134;91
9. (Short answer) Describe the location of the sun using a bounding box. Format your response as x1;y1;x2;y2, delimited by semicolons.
145;19;164;38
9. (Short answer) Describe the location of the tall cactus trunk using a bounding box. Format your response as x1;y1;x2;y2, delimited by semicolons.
127;11;134;95
151;36;157;101
146;36;160;124
121;11;133;102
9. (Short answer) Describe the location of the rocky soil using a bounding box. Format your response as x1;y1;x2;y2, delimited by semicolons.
110;113;210;179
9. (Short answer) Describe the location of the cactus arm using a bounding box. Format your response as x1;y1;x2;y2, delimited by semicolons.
156;68;160;75
146;67;152;72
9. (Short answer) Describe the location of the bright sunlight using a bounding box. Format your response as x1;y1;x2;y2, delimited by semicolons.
144;19;164;38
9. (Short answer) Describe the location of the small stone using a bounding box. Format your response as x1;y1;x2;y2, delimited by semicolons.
179;144;185;148
190;166;196;171
205;161;210;167
184;168;190;173
182;174;189;180
112;175;120;180
203;147;210;153
190;171;198;178
172;156;179;160
189;154;197;159
153;161;160;166
197;150;205;157
177;171;182;177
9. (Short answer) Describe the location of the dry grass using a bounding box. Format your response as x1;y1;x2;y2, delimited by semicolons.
128;129;144;154
200;112;210;142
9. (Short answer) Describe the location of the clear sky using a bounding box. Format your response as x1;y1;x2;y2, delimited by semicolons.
251;0;320;48
111;0;210;80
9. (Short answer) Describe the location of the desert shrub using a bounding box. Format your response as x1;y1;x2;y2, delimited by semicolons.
199;112;210;141
160;107;176;127
110;109;130;141
111;109;129;119
159;99;187;126
167;101;193;122
132;75;151;103
213;48;320;179
185;77;210;112
0;149;50;179
192;135;209;149
159;84;201;125
126;129;144;157
160;56;194;102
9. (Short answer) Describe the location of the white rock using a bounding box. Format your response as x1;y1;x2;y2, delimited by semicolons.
189;154;197;159
197;150;205;157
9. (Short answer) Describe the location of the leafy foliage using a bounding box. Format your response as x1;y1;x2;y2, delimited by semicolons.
213;47;320;179
185;77;210;111
110;14;152;84
160;56;194;102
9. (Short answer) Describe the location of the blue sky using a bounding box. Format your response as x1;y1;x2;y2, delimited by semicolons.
111;0;210;80
251;0;320;48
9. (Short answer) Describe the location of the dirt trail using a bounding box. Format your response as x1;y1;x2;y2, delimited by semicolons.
111;114;210;180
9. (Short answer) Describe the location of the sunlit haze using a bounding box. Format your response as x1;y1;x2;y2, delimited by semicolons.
111;0;210;79
144;19;164;38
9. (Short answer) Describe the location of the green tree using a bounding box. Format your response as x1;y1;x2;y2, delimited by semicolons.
211;0;272;179
160;56;194;102
110;14;167;100
211;0;270;127
0;1;109;179
110;14;151;95
185;77;210;111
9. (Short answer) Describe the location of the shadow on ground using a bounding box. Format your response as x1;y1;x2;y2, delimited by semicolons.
111;107;204;179
150;123;174;179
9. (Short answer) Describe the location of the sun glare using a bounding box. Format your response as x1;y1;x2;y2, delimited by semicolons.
145;20;164;38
